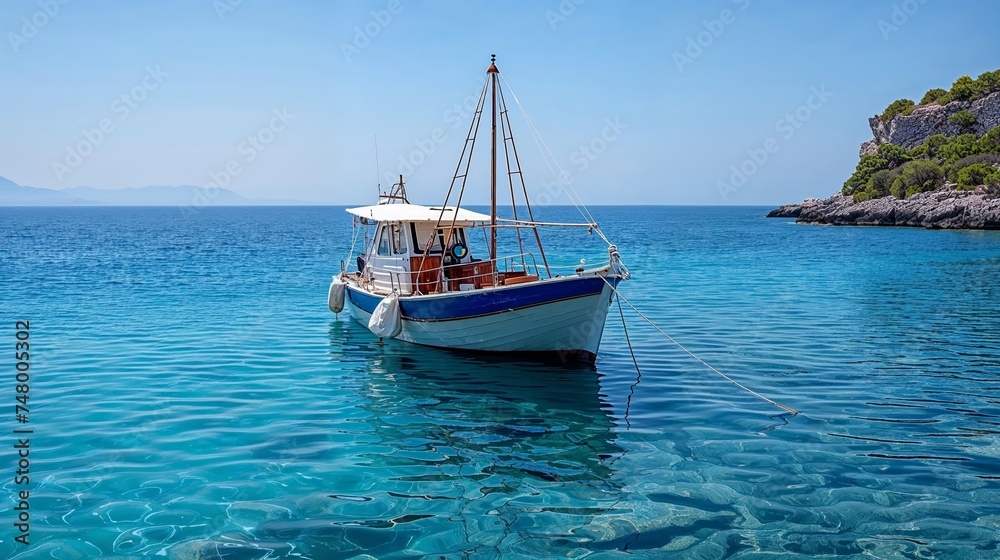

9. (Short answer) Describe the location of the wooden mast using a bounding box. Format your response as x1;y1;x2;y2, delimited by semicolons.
487;54;499;264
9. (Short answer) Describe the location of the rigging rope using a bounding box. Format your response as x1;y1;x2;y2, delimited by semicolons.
406;75;489;185
342;217;362;274
499;74;612;247
603;277;799;416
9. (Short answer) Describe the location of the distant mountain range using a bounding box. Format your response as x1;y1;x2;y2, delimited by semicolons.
0;176;310;206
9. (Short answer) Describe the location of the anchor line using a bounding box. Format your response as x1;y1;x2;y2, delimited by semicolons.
616;292;641;430
602;277;799;416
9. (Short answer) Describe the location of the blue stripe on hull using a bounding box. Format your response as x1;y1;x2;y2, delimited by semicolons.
345;276;617;322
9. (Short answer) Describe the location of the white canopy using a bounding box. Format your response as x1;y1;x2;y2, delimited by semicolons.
346;203;491;225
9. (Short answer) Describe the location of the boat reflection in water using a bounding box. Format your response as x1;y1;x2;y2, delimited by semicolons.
354;340;623;483
255;330;626;557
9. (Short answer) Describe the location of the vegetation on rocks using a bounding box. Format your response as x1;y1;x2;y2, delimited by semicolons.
844;125;1000;202
841;127;1000;202
919;88;948;105
949;110;977;128
956;163;1000;190
771;70;1000;228
880;69;1000;122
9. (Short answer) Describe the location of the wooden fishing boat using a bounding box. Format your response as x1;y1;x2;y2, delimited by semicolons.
329;55;629;362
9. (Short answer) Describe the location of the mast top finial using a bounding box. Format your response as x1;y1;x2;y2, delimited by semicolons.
487;54;498;74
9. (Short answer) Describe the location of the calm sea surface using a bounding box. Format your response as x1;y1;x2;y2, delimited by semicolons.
1;205;999;559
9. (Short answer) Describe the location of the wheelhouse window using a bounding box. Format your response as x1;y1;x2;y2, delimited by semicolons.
411;224;470;255
446;228;467;249
391;224;408;255
376;225;390;256
413;224;445;254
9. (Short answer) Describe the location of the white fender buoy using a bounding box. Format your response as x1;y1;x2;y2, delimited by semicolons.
328;276;346;313
368;292;402;339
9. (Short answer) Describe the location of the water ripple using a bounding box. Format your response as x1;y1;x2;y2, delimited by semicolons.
1;206;999;558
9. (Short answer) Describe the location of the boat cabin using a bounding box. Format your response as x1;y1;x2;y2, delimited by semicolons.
347;203;538;296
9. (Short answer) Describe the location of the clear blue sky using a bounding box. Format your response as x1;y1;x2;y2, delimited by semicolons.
1;0;998;205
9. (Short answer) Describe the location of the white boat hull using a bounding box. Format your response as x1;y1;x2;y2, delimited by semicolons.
341;275;619;362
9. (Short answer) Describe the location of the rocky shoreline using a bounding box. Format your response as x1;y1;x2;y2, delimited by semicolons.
767;187;1000;229
768;71;1000;229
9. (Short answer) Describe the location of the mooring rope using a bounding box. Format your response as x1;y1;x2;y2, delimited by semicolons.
616;293;642;430
603;278;799;415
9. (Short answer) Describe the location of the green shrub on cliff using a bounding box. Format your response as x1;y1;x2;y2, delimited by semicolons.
923;134;951;159
907;144;927;159
977;126;1000;152
880;99;915;123
949;110;977;128
947;154;1000;182
889;160;943;198
877;143;911;168
898;69;1000;113
956;163;1000;190
853;168;902;202
976;70;1000;97
933;93;954;106
842;144;911;196
943;71;1000;102
920;88;949;105
868;168;900;198
949;75;977;101
939;133;981;164
843;154;887;196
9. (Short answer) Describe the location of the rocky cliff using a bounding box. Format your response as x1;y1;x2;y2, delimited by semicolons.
767;187;1000;229
859;91;1000;156
769;74;1000;229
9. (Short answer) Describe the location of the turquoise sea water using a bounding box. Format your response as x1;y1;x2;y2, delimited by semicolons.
2;205;1000;559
